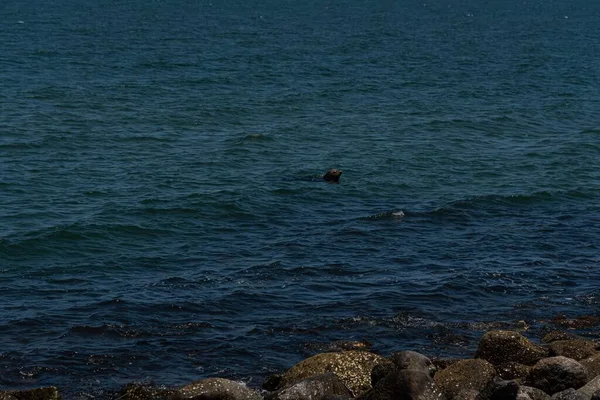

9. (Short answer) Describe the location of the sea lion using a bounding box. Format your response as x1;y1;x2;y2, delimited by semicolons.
323;169;343;183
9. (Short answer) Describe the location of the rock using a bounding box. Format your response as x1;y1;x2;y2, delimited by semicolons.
549;340;599;361
304;340;373;353
392;351;436;377
371;363;396;387
266;373;352;400
517;386;551;400
581;353;600;380
279;351;391;397
497;362;532;380
263;375;284;391
478;377;520;400
118;384;176;400
433;359;496;400
542;332;583;344
363;369;446;400
549;388;586;400
175;378;262;400
432;358;462;371
454;389;479;400
476;331;547;366
578;376;600;399
0;387;61;400
526;356;588;395
551;315;600;330
591;388;600;400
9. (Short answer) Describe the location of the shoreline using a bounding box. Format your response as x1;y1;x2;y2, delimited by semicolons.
2;314;599;400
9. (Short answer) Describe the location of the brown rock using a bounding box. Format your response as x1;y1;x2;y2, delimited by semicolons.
175;378;262;400
476;331;547;366
549;340;599;361
431;358;463;371
433;359;495;399
578;376;600;399
497;362;532;380
580;353;600;380
279;351;391;397
550;388;586;400
453;389;479;400
526;356;588;395
267;373;353;400
551;315;600;330
517;385;551;400
0;387;60;400
541;332;582;344
118;384;176;400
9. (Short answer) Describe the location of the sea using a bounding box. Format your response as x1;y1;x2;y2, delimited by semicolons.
1;0;599;397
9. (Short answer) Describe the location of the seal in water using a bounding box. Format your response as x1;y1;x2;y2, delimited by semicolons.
323;169;343;183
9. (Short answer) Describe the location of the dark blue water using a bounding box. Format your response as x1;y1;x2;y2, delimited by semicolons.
1;0;599;397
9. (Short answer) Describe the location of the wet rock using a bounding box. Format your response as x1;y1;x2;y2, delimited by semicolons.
577;376;600;399
279;351;391;397
174;378;262;400
497;362;532;380
581;353;600;380
363;369;446;400
549;340;599;361
542;332;583;344
433;359;495;400
266;373;352;400
526;356;588;395
476;331;547;366
516;386;551;400
549;388;586;400
551;315;600;330
392;351;436;377
0;387;60;400
118;384;176;400
304;340;373;354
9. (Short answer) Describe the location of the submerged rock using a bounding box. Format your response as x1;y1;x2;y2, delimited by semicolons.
476;331;547;366
279;351;390;397
174;378;262;400
526;356;588;395
433;359;495;400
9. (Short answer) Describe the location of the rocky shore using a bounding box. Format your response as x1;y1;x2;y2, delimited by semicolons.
3;324;600;400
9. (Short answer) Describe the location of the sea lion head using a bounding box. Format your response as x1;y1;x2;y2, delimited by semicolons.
323;169;343;183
